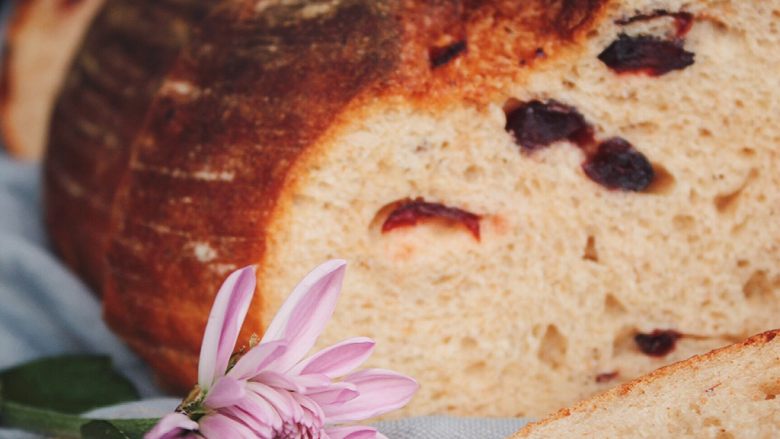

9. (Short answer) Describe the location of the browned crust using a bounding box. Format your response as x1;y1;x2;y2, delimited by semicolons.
513;329;780;437
43;0;213;292
43;0;610;392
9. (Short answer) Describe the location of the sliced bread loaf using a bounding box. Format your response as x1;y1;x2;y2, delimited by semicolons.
40;0;780;418
513;330;780;438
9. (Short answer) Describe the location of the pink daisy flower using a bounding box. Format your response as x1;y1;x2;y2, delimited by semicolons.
146;260;418;439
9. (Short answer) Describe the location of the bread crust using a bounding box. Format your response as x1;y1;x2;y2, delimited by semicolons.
512;330;780;437
43;0;212;292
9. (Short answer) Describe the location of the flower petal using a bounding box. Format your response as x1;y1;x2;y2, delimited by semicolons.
291;392;324;428
220;406;274;438
253;371;304;393
307;382;359;406
203;375;246;409
325;426;380;439
144;412;197;439
293;373;332;390
237;390;283;430
246;381;303;422
260;260;347;371
304;380;357;395
291;337;375;378
198;266;257;390
322;369;419;423
199;413;256;439
228;340;287;380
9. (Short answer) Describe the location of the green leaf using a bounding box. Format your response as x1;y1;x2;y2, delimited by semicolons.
0;355;148;437
0;401;85;438
81;420;129;439
0;402;158;438
0;355;139;414
81;419;158;439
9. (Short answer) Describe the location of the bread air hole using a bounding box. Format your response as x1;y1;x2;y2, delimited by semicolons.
429;40;467;68
644;163;676;194
582;235;598;262
713;169;758;214
742;270;780;303
537;324;568;369
672;214;696;232
611;326;638;358
461;336;478;349
760;379;780;400
604;293;627;316
465;361;486;374
760;381;780;401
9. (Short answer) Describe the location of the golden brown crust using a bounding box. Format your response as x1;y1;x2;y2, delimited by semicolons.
44;0;609;391
513;329;780;437
43;0;213;292
382;0;610;106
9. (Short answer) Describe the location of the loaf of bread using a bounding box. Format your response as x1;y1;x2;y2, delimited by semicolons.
41;0;780;418
513;330;780;438
0;0;103;159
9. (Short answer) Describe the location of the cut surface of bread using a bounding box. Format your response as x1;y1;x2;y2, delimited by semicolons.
42;0;780;418
513;330;780;438
0;0;103;159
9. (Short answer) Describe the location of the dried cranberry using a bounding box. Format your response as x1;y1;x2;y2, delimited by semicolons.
634;330;682;356
382;198;481;240
598;34;694;76
582;138;654;191
615;10;694;38
595;371;619;383
430;40;467;68
505;100;593;151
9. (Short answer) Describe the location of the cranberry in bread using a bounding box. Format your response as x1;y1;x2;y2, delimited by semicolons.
40;0;780;418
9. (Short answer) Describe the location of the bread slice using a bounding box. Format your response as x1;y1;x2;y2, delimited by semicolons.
513;330;780;438
43;0;780;419
0;0;103;159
